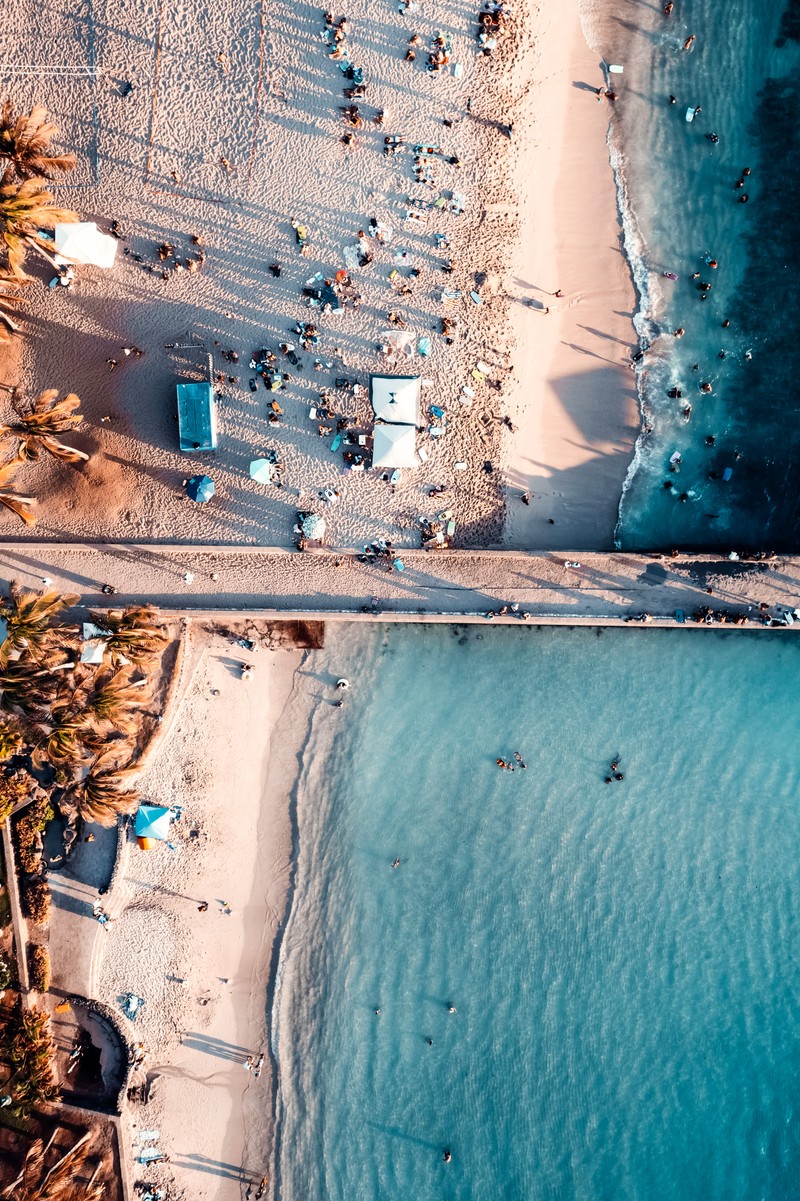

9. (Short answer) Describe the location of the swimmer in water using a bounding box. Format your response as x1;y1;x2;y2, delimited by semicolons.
684;34;696;51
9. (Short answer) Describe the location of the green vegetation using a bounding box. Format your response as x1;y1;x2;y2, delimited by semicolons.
20;876;49;927
0;583;78;669
14;795;53;873
0;766;34;827
0;389;89;465
89;605;168;668
0;177;77;282
0;101;76;185
0;1129;106;1201
0;952;11;991
0;1004;58;1116
0;101;77;344
27;944;49;993
0;281;23;343
0;98;85;518
0;458;36;526
0;584;167;830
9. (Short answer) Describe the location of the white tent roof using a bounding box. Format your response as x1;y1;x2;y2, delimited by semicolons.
370;375;420;426
80;639;106;665
54;222;118;269
301;513;326;539
372;422;417;469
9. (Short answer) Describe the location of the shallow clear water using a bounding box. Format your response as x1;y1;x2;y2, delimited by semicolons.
580;0;800;550
275;623;800;1201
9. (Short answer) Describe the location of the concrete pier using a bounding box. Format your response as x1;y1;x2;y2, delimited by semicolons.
0;544;796;627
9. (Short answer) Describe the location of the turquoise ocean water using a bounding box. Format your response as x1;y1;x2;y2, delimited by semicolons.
579;0;800;549
274;624;800;1200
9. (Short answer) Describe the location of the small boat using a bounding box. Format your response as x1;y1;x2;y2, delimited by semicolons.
685;106;696;123
675;609;685;624
663;272;678;281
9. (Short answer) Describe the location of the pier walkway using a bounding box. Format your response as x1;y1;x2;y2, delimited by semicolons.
0;543;797;626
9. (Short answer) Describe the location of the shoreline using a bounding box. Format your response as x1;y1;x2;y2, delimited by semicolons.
502;0;639;550
90;624;303;1200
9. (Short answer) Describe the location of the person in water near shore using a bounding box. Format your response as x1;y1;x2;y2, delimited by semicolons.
684;34;695;50
664;2;673;12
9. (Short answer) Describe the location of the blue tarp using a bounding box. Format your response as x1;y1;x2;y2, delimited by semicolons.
135;805;172;841
177;382;217;453
185;474;215;502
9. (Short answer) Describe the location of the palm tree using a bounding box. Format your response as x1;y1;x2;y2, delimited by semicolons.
0;280;23;341
1;1005;58;1116
0;458;36;526
0;660;53;719
0;583;79;668
63;752;139;827
1;1130;106;1201
90;606;167;667
30;705;89;774
0;101;76;184
0;714;24;760
81;667;148;737
0;177;77;280
0;389;89;463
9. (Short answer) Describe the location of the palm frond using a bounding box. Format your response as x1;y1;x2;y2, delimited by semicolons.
65;752;140;827
0;582;79;667
90;606;167;667
0;101;77;183
0;178;77;280
2;388;89;462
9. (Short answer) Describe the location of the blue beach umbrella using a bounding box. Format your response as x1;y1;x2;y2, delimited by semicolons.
249;458;273;484
185;474;215;502
134;804;172;841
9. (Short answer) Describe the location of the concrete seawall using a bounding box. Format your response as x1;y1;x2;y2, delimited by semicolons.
0;544;796;627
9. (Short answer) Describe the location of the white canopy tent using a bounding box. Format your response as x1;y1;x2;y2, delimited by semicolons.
370;374;420;426
372;422;417;469
54;222;118;270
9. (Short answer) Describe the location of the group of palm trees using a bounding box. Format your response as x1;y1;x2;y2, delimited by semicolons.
0;583;167;826
0;1006;111;1197
0;100;87;528
1;1127;108;1201
0;99;77;320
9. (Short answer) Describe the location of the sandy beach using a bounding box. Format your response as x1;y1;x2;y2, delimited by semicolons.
502;0;639;550
90;624;304;1198
0;0;637;554
0;0;650;1193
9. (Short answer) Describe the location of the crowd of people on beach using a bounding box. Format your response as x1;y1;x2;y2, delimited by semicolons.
620;8;759;528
